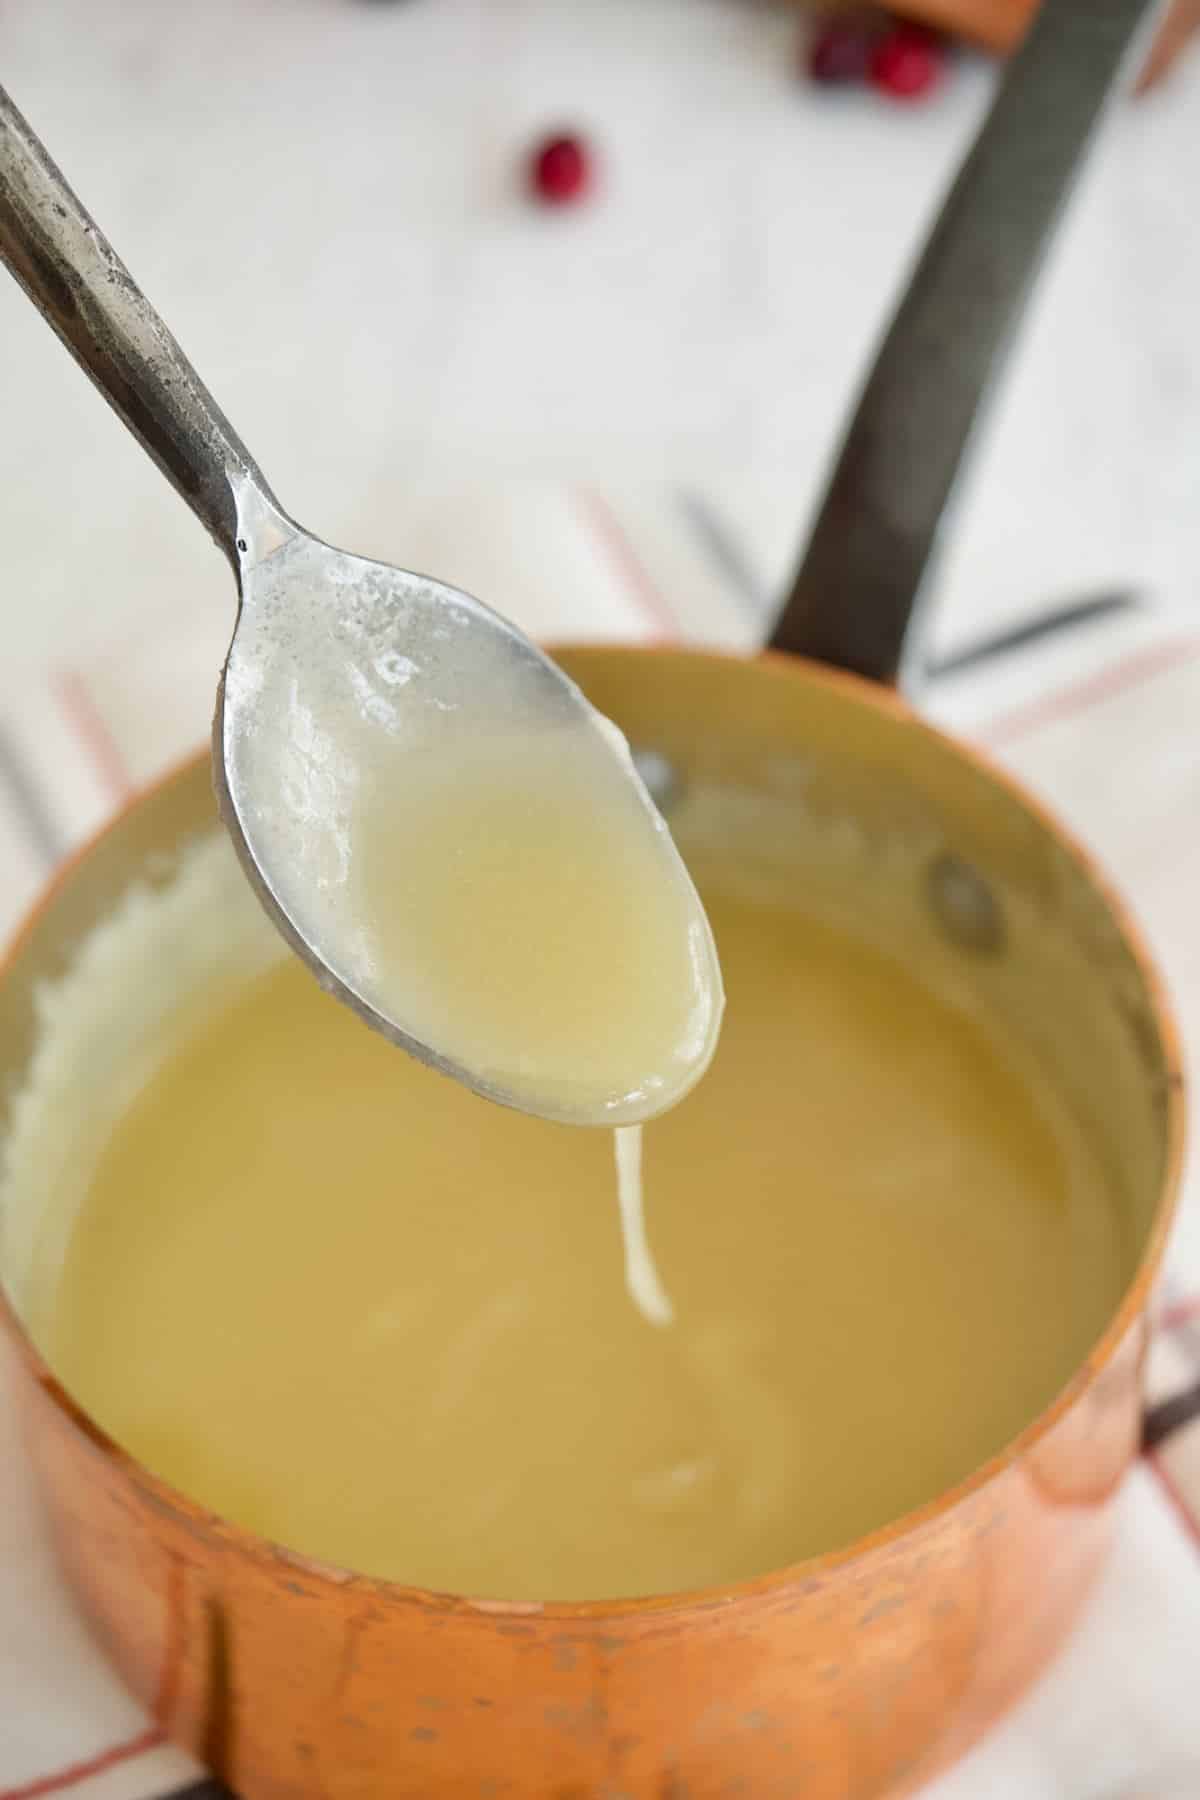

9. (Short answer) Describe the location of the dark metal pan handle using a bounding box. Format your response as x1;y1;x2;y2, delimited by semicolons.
770;0;1161;686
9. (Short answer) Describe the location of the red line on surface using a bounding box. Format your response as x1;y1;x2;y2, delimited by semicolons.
1160;1295;1200;1334
52;670;134;804
980;636;1200;748
574;489;679;639
0;1726;165;1800
1158;1296;1200;1339
1146;1448;1200;1555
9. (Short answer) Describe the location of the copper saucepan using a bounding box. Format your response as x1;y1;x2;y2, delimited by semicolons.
0;643;1183;1798
0;2;1183;1796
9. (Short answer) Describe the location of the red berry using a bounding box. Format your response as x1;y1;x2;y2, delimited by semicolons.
808;16;875;85
529;133;592;206
870;23;942;99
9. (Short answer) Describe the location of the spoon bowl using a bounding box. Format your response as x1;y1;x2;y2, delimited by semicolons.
217;479;721;1123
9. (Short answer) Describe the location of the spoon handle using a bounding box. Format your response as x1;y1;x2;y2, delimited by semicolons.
0;85;273;568
769;0;1160;686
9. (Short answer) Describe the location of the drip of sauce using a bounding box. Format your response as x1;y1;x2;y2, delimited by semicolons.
614;1125;673;1327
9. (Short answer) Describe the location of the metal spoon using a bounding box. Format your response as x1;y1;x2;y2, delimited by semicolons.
0;86;698;1121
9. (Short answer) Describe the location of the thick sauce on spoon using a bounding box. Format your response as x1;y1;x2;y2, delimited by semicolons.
222;521;723;1131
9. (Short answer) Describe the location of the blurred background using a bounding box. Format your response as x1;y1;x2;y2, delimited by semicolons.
1;0;1198;680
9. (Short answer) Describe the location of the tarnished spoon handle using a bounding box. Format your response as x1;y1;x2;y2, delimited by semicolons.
770;0;1161;686
0;84;273;568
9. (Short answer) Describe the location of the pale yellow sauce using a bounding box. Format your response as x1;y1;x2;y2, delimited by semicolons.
345;722;722;1127
45;868;1126;1601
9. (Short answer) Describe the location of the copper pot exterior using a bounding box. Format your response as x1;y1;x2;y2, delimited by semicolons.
17;1322;1142;1800
0;648;1184;1800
